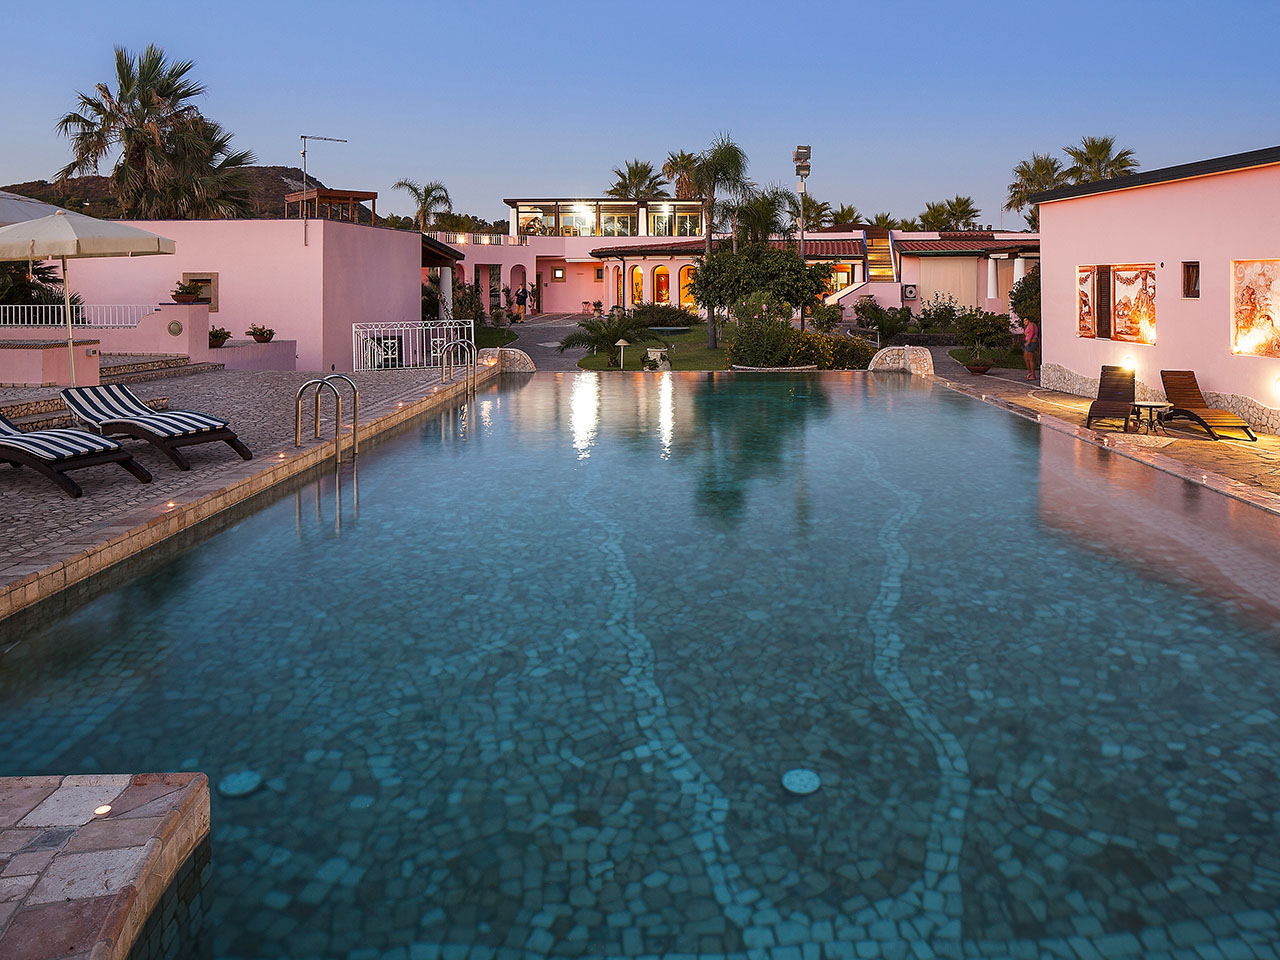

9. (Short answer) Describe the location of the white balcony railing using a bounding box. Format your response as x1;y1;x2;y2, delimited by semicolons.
352;319;475;372
0;304;159;328
427;232;526;247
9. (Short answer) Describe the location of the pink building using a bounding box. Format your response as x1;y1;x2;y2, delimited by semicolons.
435;195;1037;320
57;218;430;372
1035;145;1280;428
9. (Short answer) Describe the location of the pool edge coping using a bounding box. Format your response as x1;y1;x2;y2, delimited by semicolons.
0;364;501;624
932;372;1280;520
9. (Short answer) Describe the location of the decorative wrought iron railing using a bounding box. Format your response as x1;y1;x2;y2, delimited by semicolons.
351;319;475;372
0;304;159;328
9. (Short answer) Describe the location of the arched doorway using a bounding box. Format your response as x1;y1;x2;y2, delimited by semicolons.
652;265;670;304
614;267;623;308
678;265;696;311
630;265;643;305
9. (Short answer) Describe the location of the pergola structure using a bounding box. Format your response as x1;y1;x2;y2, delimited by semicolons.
284;188;377;225
422;233;465;320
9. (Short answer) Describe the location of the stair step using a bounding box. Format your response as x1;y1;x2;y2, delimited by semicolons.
100;361;224;385
100;355;193;376
3;396;170;432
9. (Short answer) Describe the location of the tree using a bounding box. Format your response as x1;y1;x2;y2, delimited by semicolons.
605;159;668;200
1009;264;1040;323
735;185;792;245
557;311;661;367
869;212;898;228
831;203;862;226
393;178;451;231
787;193;834;231
693;133;750;348
662;150;699;199
918;195;981;231
0;262;81;306
919;201;950;231
688;243;832;329
897;217;920;231
55;44;254;218
1063;135;1138;183
1004;153;1068;231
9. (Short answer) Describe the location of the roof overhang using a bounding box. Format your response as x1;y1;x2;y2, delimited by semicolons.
1030;144;1280;204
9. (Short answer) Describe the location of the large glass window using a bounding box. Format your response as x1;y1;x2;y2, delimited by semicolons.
630;266;643;304
559;204;595;236
600;204;638;237
517;204;556;236
675;211;702;236
648;207;674;237
652;266;670;304
679;265;696;310
826;263;854;294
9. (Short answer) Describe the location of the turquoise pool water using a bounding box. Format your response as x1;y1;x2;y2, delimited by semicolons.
4;372;1280;960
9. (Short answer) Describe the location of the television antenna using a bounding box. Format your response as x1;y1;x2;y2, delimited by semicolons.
300;135;347;245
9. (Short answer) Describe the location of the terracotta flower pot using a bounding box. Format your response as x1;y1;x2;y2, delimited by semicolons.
252;333;274;343
209;337;229;348
964;364;992;375
173;294;198;304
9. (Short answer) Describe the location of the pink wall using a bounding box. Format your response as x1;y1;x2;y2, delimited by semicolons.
1040;164;1280;409
65;220;418;372
0;305;212;360
0;340;99;387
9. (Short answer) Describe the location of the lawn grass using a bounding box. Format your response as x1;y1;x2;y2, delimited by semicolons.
474;327;519;349
948;346;1028;370
577;324;728;371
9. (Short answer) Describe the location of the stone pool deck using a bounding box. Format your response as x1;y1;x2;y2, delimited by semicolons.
0;773;209;960
1;355;511;622
927;348;1280;515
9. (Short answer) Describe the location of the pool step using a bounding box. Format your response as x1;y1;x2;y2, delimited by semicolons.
0;395;169;431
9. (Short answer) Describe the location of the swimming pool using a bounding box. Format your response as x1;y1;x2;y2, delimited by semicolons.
4;371;1280;959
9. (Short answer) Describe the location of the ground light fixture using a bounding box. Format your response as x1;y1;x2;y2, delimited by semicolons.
93;805;111;816
616;339;629;369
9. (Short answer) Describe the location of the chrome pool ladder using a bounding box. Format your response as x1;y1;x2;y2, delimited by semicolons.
295;374;360;466
440;338;477;397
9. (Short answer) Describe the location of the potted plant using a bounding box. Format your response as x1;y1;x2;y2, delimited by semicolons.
172;279;202;304
245;324;275;344
592;300;603;317
209;326;231;348
955;309;1012;376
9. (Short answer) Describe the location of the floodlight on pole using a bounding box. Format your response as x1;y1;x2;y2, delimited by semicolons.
300;135;348;245
794;145;811;330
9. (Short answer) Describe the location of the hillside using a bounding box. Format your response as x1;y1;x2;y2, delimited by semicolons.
0;166;374;221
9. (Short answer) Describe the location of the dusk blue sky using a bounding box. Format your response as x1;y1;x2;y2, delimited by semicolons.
3;0;1277;228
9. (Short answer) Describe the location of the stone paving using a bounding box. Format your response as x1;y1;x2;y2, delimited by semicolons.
927;347;1280;504
0;773;209;960
508;314;590;371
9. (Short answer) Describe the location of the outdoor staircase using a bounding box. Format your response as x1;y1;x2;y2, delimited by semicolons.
866;237;897;282
99;354;224;385
0;394;169;432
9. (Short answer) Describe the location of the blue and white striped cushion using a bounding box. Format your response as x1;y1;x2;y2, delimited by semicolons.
0;416;121;461
62;385;227;438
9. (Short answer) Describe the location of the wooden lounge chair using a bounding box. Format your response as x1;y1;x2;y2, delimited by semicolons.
62;384;254;470
1160;370;1258;441
1085;365;1135;432
0;414;151;498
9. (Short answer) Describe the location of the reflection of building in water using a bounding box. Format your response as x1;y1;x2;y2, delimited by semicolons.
1037;428;1280;622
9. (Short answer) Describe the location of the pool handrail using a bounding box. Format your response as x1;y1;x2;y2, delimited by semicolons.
295;378;344;466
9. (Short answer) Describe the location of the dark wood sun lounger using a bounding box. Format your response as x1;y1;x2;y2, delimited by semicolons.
0;414;151;498
1160;370;1258;441
62;384;254;470
1085;364;1135;431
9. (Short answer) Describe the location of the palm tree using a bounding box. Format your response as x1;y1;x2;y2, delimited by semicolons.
1004;152;1068;231
393;178;451;231
662;151;699;200
831;203;862;226
55;44;253;218
944;195;981;229
787;193;834;232
1063;135;1138;183
918;201;951;231
557;311;661;367
736;185;792;245
716;178;759;253
897;217;920;231
869;211;898;228
605;160;669;200
693;133;750;348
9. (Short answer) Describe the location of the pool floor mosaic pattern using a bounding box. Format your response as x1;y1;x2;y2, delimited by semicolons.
4;372;1280;959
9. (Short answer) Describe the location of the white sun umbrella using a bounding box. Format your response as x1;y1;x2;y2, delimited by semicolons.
0;210;175;385
0;190;67;227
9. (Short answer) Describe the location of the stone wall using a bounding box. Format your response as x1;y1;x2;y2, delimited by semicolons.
1042;362;1280;432
868;345;935;378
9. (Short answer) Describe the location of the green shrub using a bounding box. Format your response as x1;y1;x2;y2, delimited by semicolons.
955;310;1014;362
809;302;843;334
727;326;875;370
917;291;964;330
1009;264;1041;323
853;296;912;343
632;301;693;326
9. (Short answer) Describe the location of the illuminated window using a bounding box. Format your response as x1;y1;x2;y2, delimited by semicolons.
551;267;566;282
630;265;643;304
648;208;674;237
1230;259;1280;356
652;266;670;304
600;207;638;236
1182;262;1200;299
826;263;853;295
679;265;696;310
675;211;702;236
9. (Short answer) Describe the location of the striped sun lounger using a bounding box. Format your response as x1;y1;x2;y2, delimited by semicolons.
0;413;151;498
61;384;253;471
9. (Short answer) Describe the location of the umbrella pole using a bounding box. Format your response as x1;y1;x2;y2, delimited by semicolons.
62;256;76;387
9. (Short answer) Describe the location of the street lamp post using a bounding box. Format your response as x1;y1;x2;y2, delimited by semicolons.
794;145;811;331
300;134;348;245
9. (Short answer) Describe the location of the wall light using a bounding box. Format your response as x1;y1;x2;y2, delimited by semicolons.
1274;376;1280;394
1121;356;1135;371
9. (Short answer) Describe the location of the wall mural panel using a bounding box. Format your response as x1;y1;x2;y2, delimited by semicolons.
1111;264;1156;344
1077;266;1096;338
1231;259;1280;357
